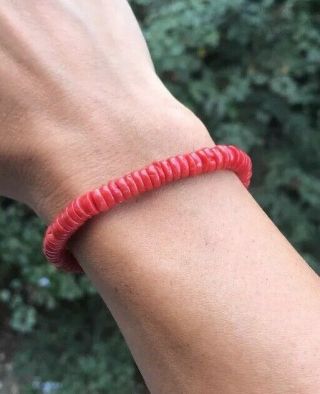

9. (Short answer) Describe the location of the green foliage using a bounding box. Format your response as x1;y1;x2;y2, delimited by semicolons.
0;0;319;392
0;201;137;393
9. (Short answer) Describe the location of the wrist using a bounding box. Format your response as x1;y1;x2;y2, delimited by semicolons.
44;143;252;272
35;97;213;222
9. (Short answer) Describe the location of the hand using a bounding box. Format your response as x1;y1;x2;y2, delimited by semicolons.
0;0;212;221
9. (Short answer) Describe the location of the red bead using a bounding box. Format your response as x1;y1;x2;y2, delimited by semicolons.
185;154;197;176
139;169;153;191
91;189;108;211
196;150;210;173
203;148;217;171
190;152;203;174
99;185;116;208
216;145;231;168
78;193;99;215
212;147;224;170
176;155;189;178
116;178;132;200
124;174;140;197
168;157;181;180
152;162;166;184
68;200;84;223
108;181;125;204
73;197;91;218
146;165;162;188
160;160;174;183
131;171;146;193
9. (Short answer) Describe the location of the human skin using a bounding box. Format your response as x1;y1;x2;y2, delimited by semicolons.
1;1;320;393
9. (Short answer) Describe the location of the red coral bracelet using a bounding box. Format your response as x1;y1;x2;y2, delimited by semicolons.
43;145;252;273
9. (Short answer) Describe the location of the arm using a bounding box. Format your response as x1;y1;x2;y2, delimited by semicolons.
0;1;319;393
71;158;320;394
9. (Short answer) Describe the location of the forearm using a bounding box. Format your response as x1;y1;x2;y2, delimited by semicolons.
70;123;320;394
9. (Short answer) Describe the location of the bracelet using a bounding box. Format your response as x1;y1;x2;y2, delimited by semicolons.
43;145;252;273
